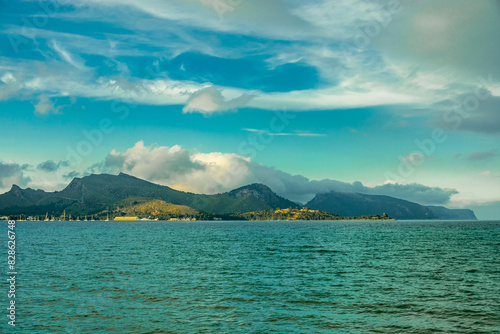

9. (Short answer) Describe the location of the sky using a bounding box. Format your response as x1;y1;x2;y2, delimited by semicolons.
0;0;499;219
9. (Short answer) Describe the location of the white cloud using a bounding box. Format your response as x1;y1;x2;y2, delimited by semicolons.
183;86;255;115
3;1;491;115
3;0;498;117
0;57;205;106
249;85;428;111
1;56;436;112
94;141;250;194
4;55;433;111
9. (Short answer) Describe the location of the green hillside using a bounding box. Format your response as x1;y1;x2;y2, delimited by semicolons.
237;208;393;221
111;197;199;220
0;173;300;217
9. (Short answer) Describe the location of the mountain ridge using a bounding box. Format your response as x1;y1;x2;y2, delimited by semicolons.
426;205;478;220
306;191;439;220
0;173;299;216
0;173;477;220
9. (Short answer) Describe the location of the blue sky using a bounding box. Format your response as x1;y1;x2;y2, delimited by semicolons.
0;0;499;218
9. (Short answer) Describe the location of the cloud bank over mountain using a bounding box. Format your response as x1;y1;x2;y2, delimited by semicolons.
87;141;458;205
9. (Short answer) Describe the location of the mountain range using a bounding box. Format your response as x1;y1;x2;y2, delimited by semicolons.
0;173;298;216
0;173;476;220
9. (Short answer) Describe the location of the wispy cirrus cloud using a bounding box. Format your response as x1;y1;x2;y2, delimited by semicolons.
242;128;326;137
2;0;497;115
50;40;86;70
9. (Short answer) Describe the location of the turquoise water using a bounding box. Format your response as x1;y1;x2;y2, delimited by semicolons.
2;220;499;333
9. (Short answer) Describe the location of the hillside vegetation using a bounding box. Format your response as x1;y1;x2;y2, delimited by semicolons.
112;197;199;220
0;172;477;220
237;208;393;221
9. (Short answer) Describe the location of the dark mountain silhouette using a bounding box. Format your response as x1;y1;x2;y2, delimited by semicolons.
306;191;438;220
426;205;478;220
0;173;299;215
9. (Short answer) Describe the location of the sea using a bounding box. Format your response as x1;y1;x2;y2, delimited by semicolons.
1;220;499;333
